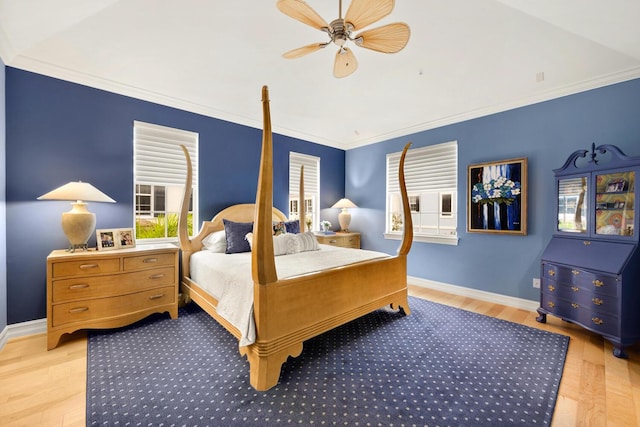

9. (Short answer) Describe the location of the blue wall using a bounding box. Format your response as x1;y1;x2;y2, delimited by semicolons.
0;57;6;333
4;68;345;324
347;78;640;301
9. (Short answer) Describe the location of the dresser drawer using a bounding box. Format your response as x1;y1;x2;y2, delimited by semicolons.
52;266;176;302
123;252;176;271
543;279;619;313
540;292;619;337
52;285;176;327
543;263;619;297
316;233;360;248
52;258;120;278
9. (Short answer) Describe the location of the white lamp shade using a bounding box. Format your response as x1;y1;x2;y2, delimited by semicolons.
331;198;358;209
38;181;116;251
37;181;116;203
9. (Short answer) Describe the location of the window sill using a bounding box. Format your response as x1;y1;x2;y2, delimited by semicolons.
384;233;459;246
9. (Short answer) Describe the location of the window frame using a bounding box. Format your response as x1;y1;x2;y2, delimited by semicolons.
133;121;198;243
385;141;459;245
289;152;320;231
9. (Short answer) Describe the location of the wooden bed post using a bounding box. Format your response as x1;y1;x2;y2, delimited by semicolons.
299;165;305;232
397;142;413;256
178;145;194;279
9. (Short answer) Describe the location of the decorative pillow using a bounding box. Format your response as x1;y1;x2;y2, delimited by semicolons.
201;230;227;253
272;221;286;236
223;219;254;254
246;232;300;256
296;231;320;252
284;219;300;234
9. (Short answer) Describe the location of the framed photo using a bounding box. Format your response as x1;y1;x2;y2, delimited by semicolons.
468;157;527;235
96;228;136;250
606;179;626;193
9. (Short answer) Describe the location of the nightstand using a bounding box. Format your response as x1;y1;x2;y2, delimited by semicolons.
46;243;179;350
315;232;361;249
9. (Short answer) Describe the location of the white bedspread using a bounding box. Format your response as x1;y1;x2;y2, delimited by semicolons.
189;244;389;346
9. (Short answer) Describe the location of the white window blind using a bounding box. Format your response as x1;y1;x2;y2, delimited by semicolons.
134;121;198;187
386;141;458;244
289;152;320;230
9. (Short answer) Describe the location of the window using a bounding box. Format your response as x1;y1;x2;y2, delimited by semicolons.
385;141;458;245
289;152;320;231
134;121;198;241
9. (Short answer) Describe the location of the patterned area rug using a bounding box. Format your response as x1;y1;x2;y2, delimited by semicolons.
87;297;569;426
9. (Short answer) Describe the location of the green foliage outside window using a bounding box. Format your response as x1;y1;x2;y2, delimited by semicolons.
136;213;193;239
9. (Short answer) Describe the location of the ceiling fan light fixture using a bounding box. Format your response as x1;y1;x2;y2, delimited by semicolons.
278;0;409;77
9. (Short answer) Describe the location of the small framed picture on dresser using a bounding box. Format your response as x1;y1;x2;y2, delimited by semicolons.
96;228;136;250
97;229;117;251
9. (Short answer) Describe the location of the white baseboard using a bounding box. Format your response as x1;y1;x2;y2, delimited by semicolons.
409;276;539;312
0;318;47;351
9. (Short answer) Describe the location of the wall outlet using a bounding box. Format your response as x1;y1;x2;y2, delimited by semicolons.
533;278;541;288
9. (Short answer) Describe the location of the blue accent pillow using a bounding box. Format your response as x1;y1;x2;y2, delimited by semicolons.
223;219;253;254
284;219;300;234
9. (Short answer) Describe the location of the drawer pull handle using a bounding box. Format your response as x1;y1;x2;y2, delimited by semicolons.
79;264;99;270
548;285;555;292
592;297;604;306
592;317;604;325
69;284;89;290
583;241;591;246
69;307;89;313
329;240;337;243
149;274;165;280
149;294;165;300
592;280;604;287
547;301;555;308
571;303;579;309
571;286;579;292
143;258;159;263
571;270;580;276
548;270;556;277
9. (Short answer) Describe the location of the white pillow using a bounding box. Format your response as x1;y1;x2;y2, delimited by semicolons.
296;231;320;252
202;230;227;253
246;232;300;256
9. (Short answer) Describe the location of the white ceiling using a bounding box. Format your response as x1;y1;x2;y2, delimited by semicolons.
1;0;639;150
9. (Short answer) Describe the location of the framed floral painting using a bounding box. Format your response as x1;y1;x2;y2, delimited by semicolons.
467;157;528;235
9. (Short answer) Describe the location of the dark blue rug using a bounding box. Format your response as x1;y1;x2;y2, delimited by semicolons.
87;296;568;426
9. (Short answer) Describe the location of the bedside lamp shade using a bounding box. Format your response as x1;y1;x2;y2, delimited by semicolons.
38;181;116;252
331;198;358;232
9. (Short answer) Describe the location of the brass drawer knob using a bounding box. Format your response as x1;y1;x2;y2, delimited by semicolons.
548;270;556;277
592;279;604;287
571;286;579;292
547;301;555;308
592;297;603;306
571;303;579;309
592;317;604;325
583;241;592;246
548;285;555;292
572;269;580;276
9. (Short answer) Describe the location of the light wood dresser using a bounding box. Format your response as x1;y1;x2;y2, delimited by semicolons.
315;232;361;249
46;243;179;350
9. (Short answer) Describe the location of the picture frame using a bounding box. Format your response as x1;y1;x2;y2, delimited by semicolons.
606;179;626;193
467;157;527;235
96;228;136;250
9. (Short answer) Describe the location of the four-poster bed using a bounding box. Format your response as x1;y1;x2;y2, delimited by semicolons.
178;86;413;391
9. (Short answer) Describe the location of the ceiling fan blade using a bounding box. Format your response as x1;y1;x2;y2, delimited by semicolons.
282;43;326;59
334;47;358;78
354;22;410;53
277;0;329;30
344;0;394;30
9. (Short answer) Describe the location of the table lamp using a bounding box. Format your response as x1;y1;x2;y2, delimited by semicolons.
38;181;116;252
331;198;358;232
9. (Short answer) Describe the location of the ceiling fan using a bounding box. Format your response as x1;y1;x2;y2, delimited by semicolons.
276;0;410;78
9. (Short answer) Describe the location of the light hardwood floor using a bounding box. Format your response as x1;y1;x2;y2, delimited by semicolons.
1;285;638;426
